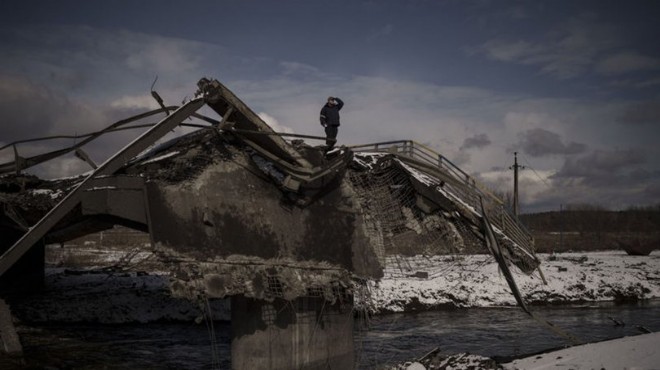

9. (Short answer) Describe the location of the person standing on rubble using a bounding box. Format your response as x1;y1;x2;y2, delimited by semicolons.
320;96;344;148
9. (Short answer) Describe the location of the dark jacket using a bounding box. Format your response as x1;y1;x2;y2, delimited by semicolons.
320;98;344;127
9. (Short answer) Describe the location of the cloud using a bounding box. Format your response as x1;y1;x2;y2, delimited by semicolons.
123;34;203;74
1;22;658;210
0;25;232;101
111;94;160;110
0;75;58;142
257;112;293;133
460;133;491;150
636;77;660;88
552;148;646;181
469;16;621;78
596;51;660;75
366;24;394;41
0;73;177;178
517;128;587;157
471;39;541;63
608;76;660;89
617;100;660;125
279;61;321;77
544;157;660;211
477;166;557;209
0;74;107;142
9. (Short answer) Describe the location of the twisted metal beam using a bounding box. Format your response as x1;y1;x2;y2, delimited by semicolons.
0;107;218;175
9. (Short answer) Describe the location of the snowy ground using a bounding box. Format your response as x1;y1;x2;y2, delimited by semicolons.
366;251;660;313
10;247;659;323
502;331;660;370
391;332;660;370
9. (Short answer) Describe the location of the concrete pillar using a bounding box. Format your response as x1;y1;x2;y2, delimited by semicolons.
231;295;355;370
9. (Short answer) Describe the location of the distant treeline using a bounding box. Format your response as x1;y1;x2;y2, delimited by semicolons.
520;208;660;233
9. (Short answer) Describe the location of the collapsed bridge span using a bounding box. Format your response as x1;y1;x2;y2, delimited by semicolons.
0;77;539;368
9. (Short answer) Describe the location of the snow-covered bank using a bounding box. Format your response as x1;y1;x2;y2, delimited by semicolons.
390;332;660;370
10;250;659;323
366;251;660;313
502;331;660;369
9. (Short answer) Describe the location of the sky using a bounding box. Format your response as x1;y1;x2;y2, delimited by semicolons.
0;0;659;213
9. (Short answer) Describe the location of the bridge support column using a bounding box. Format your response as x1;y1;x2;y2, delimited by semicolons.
230;295;354;370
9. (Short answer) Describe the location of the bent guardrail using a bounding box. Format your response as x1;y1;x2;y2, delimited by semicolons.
349;140;534;252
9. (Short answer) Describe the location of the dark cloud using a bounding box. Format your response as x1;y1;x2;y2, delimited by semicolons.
518;128;587;157
470;15;622;79
552;148;647;183
460;133;491;150
617;100;660;125
643;182;660;200
596;51;660;76
0;74;177;178
0;74;62;142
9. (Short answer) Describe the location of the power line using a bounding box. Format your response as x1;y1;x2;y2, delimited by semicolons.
519;154;553;189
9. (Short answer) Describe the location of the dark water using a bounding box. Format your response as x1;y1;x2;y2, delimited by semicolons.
13;301;660;369
356;301;660;368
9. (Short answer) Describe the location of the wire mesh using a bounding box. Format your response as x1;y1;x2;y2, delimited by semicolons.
347;153;489;279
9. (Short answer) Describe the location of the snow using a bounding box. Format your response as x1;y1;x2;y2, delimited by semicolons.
251;153;286;182
23;242;660;325
352;152;388;170
398;160;440;187
86;186;117;191
140;150;180;164
365;251;660;312
29;188;64;200
502;332;660;369
392;333;660;370
49;170;93;181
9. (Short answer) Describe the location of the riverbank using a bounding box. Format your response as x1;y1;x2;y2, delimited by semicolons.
5;249;660;369
366;250;660;313
5;250;659;324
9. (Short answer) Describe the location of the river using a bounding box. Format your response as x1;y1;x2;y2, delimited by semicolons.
13;301;660;369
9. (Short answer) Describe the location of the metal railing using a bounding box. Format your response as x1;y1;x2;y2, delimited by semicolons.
349;140;534;251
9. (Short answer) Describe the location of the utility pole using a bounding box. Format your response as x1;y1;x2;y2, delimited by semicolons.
510;152;525;217
559;203;563;252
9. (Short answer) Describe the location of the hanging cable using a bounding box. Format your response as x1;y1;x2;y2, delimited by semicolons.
519;153;553;189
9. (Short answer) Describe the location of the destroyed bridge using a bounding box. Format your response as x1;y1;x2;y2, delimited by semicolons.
0;78;540;368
